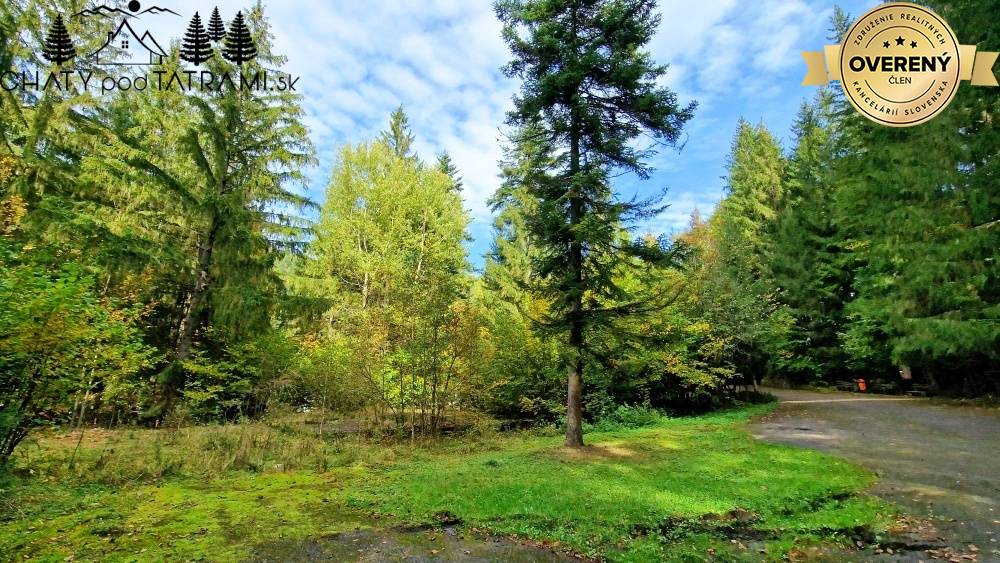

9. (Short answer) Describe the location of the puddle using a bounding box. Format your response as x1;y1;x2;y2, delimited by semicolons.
251;526;576;562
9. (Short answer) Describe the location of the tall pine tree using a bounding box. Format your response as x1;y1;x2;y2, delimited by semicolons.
715;119;785;277
480;125;569;424
495;0;694;446
486;122;553;304
830;0;1000;393
436;152;463;193
707;120;786;383
767;92;852;383
149;5;313;415
380;106;416;161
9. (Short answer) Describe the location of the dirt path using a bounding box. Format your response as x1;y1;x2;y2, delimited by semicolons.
752;388;1000;561
251;526;576;562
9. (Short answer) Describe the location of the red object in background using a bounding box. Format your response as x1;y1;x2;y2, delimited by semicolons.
857;379;868;392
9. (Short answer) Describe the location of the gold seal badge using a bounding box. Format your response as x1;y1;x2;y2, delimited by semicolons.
801;3;999;127
840;3;958;127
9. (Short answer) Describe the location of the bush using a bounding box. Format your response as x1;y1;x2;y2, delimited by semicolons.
0;254;154;463
586;404;665;432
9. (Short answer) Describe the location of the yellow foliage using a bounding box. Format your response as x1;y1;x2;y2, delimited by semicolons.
684;321;711;336
1;194;27;236
0;154;16;187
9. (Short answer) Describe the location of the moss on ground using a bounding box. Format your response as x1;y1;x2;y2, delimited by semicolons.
0;405;896;562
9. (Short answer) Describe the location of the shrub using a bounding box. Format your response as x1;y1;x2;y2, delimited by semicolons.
0;255;154;463
586;404;665;432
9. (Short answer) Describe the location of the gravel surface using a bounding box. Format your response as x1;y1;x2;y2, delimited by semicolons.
753;388;1000;562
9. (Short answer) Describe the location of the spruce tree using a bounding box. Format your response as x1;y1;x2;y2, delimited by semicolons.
829;0;1000;393
180;12;213;66
436;152;463;193
208;7;226;42
222;11;257;65
495;0;695;447
767;93;852;383
709;120;786;383
486;123;553;301
146;5;313;415
42;14;76;65
380;106;416;160
715;119;785;276
481;124;567;421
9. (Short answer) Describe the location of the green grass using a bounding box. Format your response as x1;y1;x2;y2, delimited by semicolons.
0;405;896;562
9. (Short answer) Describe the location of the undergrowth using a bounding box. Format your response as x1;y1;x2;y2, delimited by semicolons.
1;404;895;562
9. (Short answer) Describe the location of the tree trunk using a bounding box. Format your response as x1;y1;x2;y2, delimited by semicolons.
0;366;40;463
177;218;220;360
565;329;584;447
565;53;585;447
924;367;938;392
150;217;221;418
565;229;585;447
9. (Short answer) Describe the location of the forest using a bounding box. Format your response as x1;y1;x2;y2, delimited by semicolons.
1;0;998;561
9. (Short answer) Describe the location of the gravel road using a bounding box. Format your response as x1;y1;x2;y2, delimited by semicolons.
753;388;1000;561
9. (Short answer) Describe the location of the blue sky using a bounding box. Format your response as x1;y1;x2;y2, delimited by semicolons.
122;0;878;266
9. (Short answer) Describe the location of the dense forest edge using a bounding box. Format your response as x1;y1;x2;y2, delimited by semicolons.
1;0;998;559
4;1;997;456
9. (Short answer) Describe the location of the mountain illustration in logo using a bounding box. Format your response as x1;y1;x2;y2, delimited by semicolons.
70;3;257;68
73;2;178;66
73;2;179;19
73;5;136;19
139;6;180;16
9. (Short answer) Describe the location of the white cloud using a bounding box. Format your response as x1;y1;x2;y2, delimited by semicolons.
652;0;830;101
641;188;725;238
125;0;511;222
108;0;871;253
267;0;513;220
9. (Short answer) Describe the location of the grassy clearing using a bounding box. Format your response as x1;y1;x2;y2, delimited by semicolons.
0;405;896;562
